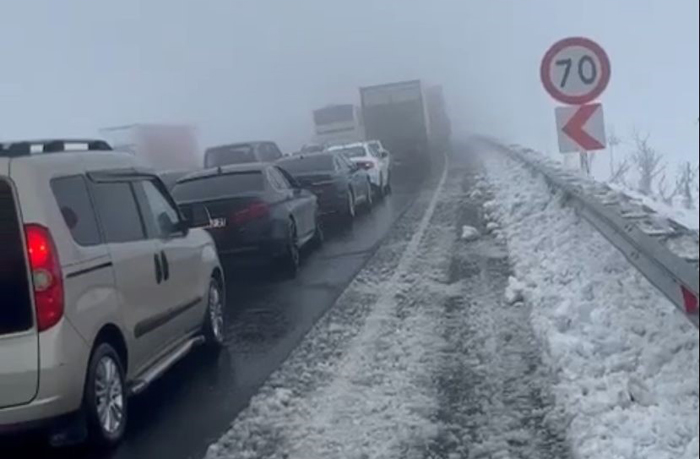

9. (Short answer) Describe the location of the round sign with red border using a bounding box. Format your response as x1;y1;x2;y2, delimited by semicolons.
541;37;611;105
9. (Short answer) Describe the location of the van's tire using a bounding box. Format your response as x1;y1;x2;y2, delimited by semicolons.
84;343;128;449
202;277;225;350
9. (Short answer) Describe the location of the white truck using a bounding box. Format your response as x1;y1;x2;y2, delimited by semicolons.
100;124;201;172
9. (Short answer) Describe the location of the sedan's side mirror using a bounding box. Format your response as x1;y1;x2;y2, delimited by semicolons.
180;205;212;229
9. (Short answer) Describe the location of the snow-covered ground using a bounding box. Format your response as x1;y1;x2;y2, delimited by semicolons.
480;147;699;459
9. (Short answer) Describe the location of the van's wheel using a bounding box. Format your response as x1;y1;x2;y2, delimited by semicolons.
203;277;225;350
84;343;128;448
376;175;386;199
281;219;300;278
385;173;392;195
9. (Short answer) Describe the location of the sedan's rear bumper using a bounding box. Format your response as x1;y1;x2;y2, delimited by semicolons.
209;224;287;260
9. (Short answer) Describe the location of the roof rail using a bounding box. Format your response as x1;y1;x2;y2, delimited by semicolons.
0;139;113;157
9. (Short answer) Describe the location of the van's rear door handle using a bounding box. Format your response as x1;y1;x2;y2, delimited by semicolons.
154;254;163;284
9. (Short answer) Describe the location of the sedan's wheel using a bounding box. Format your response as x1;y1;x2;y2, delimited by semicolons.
346;190;356;220
366;181;374;209
311;214;324;248
84;343;127;448
203;278;225;349
283;220;300;278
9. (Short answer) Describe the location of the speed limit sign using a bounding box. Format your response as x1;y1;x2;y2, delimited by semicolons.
541;37;611;105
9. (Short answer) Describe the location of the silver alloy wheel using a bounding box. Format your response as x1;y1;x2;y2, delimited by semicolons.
95;356;125;435
209;282;225;344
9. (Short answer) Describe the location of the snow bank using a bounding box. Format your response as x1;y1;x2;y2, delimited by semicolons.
481;150;699;459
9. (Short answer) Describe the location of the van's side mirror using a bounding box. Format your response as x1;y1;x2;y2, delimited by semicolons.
381;150;390;159
180;205;212;229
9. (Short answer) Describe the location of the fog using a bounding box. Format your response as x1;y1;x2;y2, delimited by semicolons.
1;0;697;168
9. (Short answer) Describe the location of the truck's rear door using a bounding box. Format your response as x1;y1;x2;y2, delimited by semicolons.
0;161;39;408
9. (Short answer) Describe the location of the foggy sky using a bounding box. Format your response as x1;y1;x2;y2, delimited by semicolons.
1;0;698;168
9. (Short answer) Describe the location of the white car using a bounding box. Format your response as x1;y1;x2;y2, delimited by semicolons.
0;139;224;447
327;142;391;196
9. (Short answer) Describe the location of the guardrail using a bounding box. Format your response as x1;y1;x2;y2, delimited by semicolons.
490;141;699;329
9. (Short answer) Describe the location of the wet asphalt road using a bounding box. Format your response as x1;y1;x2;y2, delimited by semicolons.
4;169;426;459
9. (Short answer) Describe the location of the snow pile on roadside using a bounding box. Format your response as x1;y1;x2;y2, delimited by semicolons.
481;151;699;459
461;225;480;241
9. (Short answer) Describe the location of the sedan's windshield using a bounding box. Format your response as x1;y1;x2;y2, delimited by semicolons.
172;172;265;202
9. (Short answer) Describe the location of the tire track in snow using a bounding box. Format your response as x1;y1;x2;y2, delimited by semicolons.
424;153;571;459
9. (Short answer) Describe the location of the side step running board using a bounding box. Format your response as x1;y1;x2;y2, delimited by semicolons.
129;336;205;396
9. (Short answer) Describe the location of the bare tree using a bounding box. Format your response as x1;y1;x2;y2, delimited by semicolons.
610;156;632;186
631;131;665;196
657;173;677;206
607;125;621;179
676;162;698;210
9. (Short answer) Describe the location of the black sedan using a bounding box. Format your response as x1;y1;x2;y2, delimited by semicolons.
171;163;323;276
276;151;373;220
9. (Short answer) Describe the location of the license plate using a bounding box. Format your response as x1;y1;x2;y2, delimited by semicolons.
210;218;227;229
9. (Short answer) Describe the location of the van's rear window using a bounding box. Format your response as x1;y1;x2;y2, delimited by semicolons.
0;180;33;335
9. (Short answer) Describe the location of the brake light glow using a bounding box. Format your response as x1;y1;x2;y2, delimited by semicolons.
24;224;64;332
232;201;270;225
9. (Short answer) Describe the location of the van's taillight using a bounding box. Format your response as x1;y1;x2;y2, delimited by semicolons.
24;224;64;332
357;161;375;170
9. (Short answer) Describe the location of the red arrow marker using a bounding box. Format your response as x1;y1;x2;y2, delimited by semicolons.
562;104;606;150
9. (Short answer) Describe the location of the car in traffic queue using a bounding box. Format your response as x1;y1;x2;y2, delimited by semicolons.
276;151;374;221
0;139;225;448
171;163;323;277
204;141;284;169
327;141;391;197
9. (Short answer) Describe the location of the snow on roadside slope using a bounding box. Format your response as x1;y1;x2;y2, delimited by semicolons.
608;183;699;231
480;148;699;459
206;162;455;459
